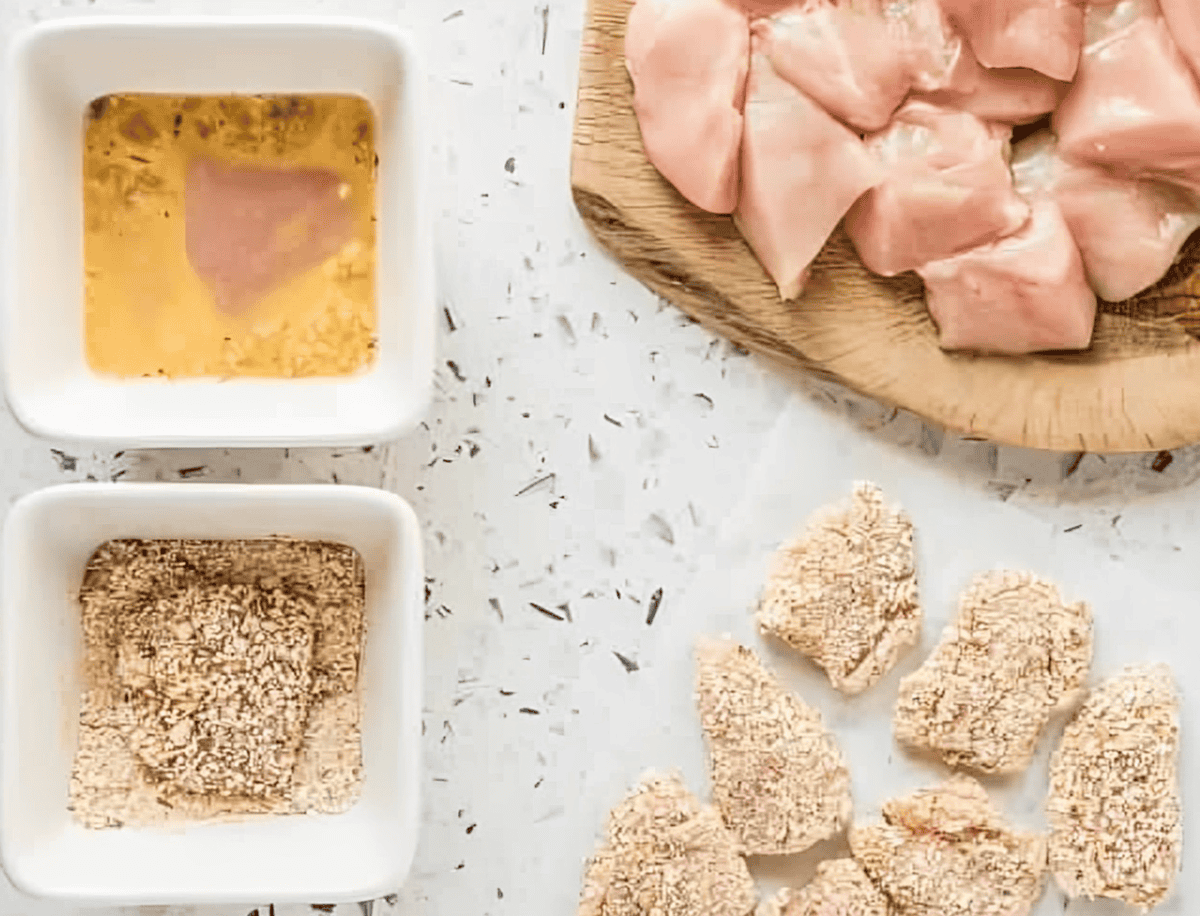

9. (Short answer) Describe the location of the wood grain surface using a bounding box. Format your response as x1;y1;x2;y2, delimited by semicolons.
571;0;1200;452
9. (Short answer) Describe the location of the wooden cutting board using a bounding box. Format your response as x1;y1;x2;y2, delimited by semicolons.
571;0;1200;453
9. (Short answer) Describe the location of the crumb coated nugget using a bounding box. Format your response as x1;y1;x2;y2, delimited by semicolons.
577;770;757;916
1047;664;1181;911
757;482;921;695
756;858;890;916
850;775;1047;916
894;570;1092;773
696;637;852;855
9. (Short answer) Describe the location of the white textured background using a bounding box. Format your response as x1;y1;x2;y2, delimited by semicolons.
2;0;1199;914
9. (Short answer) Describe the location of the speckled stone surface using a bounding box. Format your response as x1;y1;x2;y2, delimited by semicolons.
2;1;1199;915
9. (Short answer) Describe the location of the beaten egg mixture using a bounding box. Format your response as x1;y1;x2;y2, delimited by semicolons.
83;94;377;379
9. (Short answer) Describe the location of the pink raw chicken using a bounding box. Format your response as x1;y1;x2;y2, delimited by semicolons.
1053;0;1200;190
941;0;1085;80
917;197;1097;353
184;156;355;315
735;44;882;299
625;0;750;213
844;101;1029;276
753;0;961;132
1011;131;1200;301
1161;0;1200;78
911;39;1069;123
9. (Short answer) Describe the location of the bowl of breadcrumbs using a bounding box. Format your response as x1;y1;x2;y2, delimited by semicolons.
0;482;422;906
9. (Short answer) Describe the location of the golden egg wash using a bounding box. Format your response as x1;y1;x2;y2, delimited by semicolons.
82;94;377;380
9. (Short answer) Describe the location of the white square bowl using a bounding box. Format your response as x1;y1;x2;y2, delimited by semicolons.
3;18;435;447
0;482;423;906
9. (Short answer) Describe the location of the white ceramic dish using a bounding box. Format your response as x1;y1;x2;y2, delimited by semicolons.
0;482;423;905
3;17;434;447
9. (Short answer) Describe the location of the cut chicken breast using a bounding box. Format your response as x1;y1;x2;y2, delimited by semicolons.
752;0;959;132
1162;0;1200;78
1047;665;1181;911
844;101;1028;277
184;156;356;315
578;771;758;916
894;570;1092;773
911;39;1068;123
757;859;889;916
917;197;1096;353
1013;130;1200;301
1053;0;1200;191
695;637;853;856
941;0;1085;80
625;0;750;213
851;775;1047;916
758;482;921;695
735;42;882;299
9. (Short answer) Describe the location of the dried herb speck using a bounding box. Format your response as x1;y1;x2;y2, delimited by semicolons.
647;587;663;625
531;602;564;622
614;651;639;673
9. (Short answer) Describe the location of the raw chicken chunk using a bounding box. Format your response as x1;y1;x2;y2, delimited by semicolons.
941;0;1085;80
625;0;750;213
844;101;1028;276
1053;0;1200;191
1162;0;1200;77
917;197;1096;353
1013;130;1200;301
912;40;1068;123
184;156;355;315
752;0;959;132
735;42;882;299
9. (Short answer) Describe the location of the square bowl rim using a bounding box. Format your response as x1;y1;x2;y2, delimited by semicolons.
0;481;424;904
2;16;436;449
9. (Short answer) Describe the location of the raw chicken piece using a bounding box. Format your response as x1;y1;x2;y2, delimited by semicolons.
844;101;1028;276
625;0;750;213
1162;0;1200;77
1053;0;1200;190
184;156;355;315
912;39;1069;123
941;0;1085;80
752;0;960;131
1013;130;1200;301
735;43;882;299
917;197;1097;353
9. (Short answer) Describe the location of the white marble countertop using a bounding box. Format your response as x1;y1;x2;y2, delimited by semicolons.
3;0;1199;914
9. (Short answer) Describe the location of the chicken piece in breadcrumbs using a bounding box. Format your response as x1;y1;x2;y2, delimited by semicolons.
756;858;890;916
757;482;920;694
577;771;757;916
696;637;852;856
1047;664;1181;911
851;775;1047;916
894;570;1092;773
